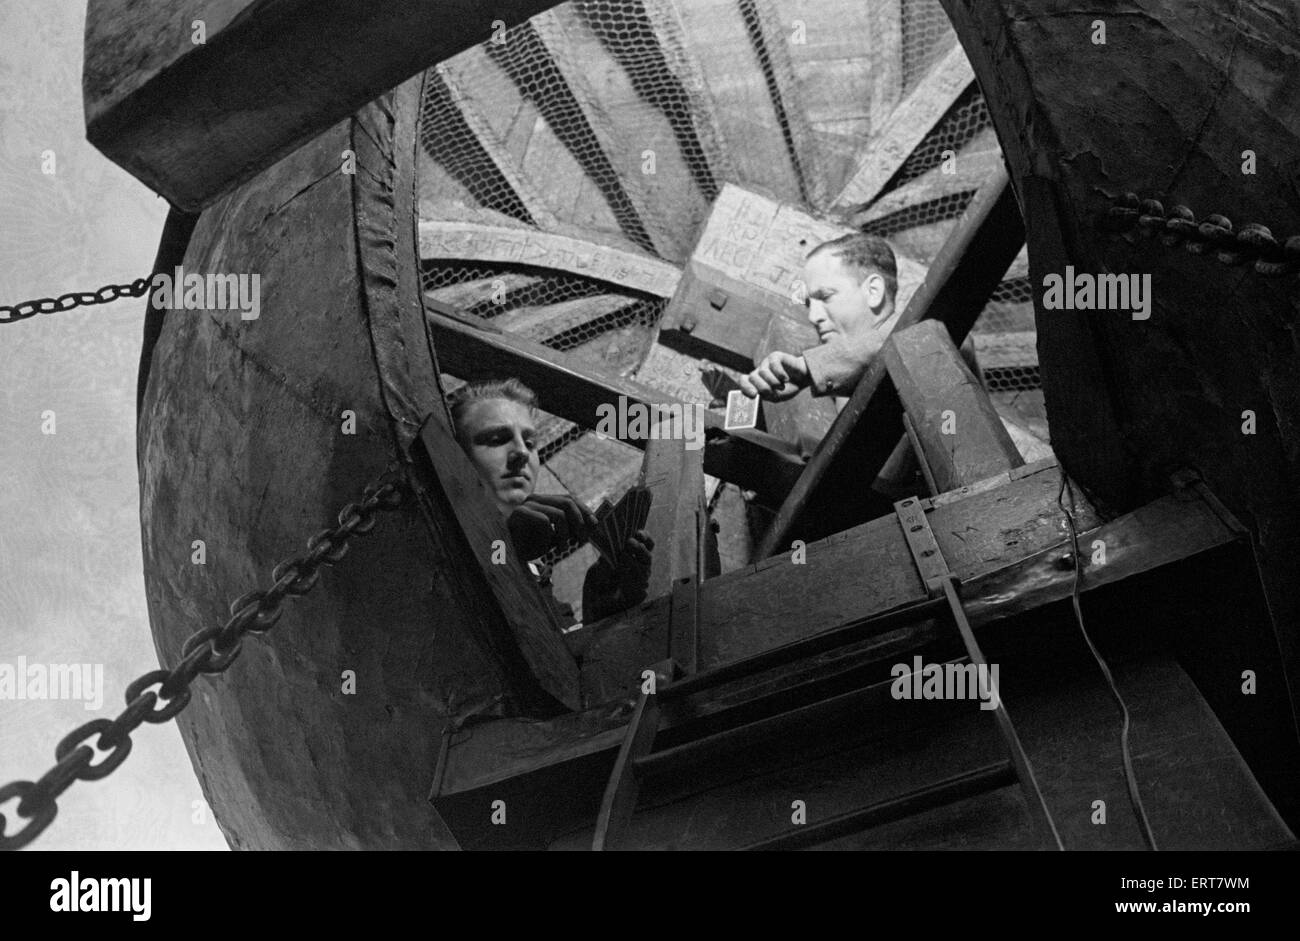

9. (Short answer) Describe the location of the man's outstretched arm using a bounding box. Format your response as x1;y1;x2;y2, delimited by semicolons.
801;328;889;398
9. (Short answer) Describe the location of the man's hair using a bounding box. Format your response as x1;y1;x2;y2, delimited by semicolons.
808;232;897;300
446;378;538;441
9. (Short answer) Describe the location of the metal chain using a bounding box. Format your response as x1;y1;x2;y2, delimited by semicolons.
1102;193;1300;280
0;466;407;850
0;278;152;324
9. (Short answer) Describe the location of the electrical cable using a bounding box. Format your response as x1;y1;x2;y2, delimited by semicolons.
1056;468;1160;851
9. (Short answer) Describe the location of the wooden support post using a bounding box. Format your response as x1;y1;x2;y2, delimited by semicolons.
832;42;975;211
756;166;1025;558
883;319;1023;492
83;0;561;210
641;428;707;602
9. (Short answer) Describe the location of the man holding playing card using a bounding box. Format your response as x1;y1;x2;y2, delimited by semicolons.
447;378;655;625
739;232;903;411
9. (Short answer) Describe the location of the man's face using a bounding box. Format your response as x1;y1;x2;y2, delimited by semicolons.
802;251;887;344
457;397;539;513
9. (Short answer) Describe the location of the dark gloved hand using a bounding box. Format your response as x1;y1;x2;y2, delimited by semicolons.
506;493;596;561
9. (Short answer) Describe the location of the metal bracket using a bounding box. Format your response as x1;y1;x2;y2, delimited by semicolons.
894;497;950;597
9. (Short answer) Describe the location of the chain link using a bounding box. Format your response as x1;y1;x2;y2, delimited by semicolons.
1102;193;1300;280
0;278;151;324
0;466;407;850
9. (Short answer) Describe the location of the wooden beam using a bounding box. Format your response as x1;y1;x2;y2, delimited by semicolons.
418;220;682;297
495;293;636;341
438;464;1232;785
668;0;804;202
882;319;1023;492
757;165;1025;557
852;148;1002;227
83;0;562;211
641;431;707;602
530;7;677;258
432;62;562;230
590;459;1235;687
639;0;736;192
424;304;805;500
736;0;828;209
832;41;975;211
868;0;905;122
425;273;544;313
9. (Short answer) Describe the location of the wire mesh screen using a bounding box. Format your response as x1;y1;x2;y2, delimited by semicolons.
901;0;960;93
891;88;993;190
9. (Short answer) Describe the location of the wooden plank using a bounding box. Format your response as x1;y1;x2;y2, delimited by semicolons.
972;331;1037;371
432;63;561;230
882;319;1023;492
757;166;1025;557
425;273;544;313
669;0;803;202
423;305;807;500
531;6;678;259
833;41;975;211
736;0;829;209
641;432;706;601
852;147;1002;227
640;0;736;192
83;0;561;211
495;293;636;340
868;0;905;127
597;466;1240;699
565;0;714;257
418;220;682;297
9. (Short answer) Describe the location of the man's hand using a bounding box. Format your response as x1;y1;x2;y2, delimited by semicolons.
584;530;655;620
739;351;811;402
615;530;653;605
506;493;597;561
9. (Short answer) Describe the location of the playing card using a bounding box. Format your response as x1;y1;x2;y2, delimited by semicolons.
590;499;618;567
724;388;759;430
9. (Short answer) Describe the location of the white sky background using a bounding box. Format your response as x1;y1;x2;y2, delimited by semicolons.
0;0;228;850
